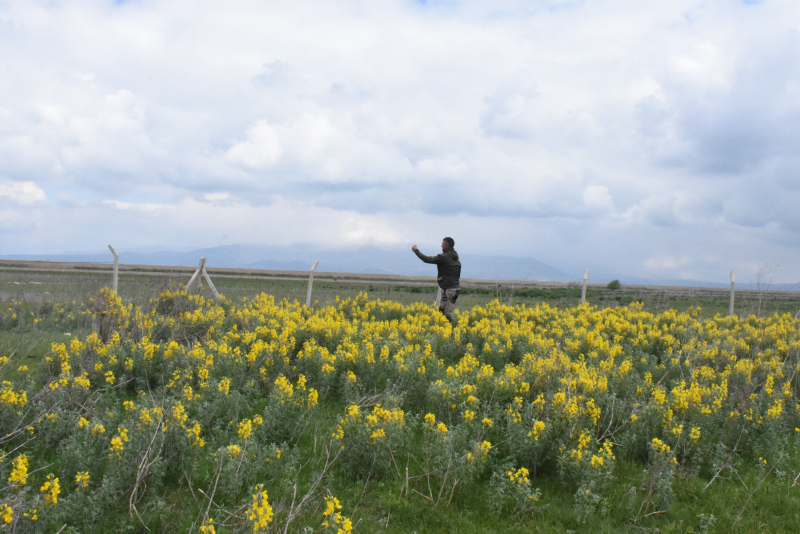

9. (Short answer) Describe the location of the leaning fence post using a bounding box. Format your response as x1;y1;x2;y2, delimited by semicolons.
436;287;443;308
187;256;220;299
202;266;220;300
108;244;119;293
306;261;319;308
729;271;735;316
580;269;589;306
186;257;205;291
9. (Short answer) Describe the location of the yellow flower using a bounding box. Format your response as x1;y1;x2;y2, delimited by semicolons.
247;484;273;531
528;420;546;441
226;444;242;458
308;389;319;409
321;495;352;532
73;373;91;389
238;419;253;441
323;495;342;517
274;375;294;401
218;377;231;396
1;504;13;524
507;467;530;485
199;517;216;534
109;427;129;459
651;438;671;455
40;474;61;505
75;471;90;489
188;421;205;447
8;455;28;486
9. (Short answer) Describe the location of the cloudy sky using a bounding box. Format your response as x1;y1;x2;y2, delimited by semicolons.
1;0;799;284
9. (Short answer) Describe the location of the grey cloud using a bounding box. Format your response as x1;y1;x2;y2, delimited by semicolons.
638;196;680;227
634;96;671;140
642;30;800;176
723;194;772;228
768;159;800;192
252;61;296;87
480;72;540;139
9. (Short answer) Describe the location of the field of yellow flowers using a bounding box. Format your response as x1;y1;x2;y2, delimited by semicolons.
2;287;800;532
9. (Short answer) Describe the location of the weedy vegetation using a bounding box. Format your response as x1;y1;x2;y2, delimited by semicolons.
2;269;800;532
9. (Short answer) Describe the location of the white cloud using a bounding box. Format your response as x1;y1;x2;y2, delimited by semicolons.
582;185;614;213
644;255;691;271
0;180;46;204
204;192;231;202
225;120;283;170
416;154;470;178
59;89;155;177
101;200;168;212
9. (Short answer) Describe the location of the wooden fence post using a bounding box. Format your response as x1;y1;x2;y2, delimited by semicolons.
187;257;220;299
186;257;204;290
306;261;319;308
202;267;220;300
108;244;119;293
580;269;589;306
729;271;735;316
436;287;442;308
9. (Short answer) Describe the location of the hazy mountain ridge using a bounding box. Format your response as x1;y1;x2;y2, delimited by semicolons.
4;243;570;282
4;244;797;290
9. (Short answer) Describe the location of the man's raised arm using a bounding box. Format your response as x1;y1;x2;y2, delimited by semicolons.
411;245;439;264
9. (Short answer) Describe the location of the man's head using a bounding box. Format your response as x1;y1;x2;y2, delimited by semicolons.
442;237;455;250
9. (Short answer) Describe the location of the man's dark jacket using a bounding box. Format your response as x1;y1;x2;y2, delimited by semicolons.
414;247;461;289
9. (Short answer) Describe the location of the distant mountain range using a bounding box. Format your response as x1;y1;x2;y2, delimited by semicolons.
4;244;797;290
3;244;572;283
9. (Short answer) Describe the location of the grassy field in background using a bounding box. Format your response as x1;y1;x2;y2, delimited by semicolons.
3;264;800;314
2;266;799;367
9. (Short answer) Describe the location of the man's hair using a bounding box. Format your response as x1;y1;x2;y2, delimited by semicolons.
443;237;455;248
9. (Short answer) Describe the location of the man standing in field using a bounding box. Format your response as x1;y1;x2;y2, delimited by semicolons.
412;237;461;326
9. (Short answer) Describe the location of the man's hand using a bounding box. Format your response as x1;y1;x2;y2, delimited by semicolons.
411;245;418;251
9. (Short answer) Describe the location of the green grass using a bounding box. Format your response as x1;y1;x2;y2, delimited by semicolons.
3;267;800;318
295;453;800;533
